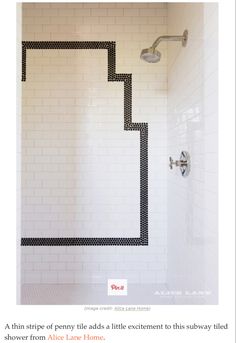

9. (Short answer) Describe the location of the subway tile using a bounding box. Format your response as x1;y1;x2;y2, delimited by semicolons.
66;262;83;271
99;3;117;9
140;8;167;17
91;8;107;16
74;8;91;17
99;16;115;24
23;8;42;17
42;8;58;17
34;3;51;9
23;271;41;283
22;3;35;9
167;2;218;292
41;271;58;283
107;9;123;17
57;271;75;283
58;9;74;17
124;9;139;16
83;3;99;9
91;24;107;33
21;2;173;285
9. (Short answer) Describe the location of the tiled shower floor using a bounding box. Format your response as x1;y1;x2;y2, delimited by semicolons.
21;284;211;305
21;283;176;305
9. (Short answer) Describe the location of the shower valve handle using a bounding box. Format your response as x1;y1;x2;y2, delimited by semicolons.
169;157;174;169
169;151;191;177
169;157;188;169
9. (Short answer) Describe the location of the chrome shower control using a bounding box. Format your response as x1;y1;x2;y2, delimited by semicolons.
169;151;190;177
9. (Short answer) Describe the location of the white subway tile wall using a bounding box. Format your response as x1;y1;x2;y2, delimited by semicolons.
167;3;218;300
21;3;168;284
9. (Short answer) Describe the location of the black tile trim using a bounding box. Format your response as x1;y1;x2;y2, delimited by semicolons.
21;41;148;246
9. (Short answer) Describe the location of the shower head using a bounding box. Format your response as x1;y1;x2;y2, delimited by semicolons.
140;47;161;63
140;29;188;63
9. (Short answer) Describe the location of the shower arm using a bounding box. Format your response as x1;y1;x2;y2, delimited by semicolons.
151;30;188;49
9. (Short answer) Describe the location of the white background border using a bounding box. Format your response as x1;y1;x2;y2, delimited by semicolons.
0;0;234;342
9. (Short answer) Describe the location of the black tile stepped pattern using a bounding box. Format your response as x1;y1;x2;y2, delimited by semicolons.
21;41;148;246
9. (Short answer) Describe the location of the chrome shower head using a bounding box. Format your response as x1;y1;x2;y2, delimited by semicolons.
140;47;161;63
140;29;188;63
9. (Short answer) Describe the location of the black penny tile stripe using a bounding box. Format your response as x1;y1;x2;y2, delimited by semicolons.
21;41;148;246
